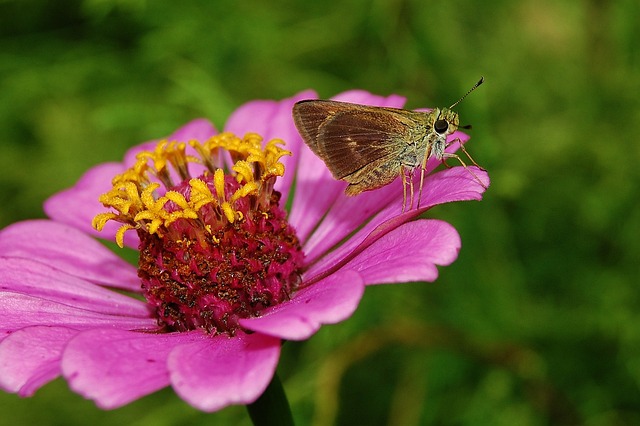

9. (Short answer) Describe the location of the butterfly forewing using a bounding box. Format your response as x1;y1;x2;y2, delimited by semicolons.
292;100;338;151
293;100;418;180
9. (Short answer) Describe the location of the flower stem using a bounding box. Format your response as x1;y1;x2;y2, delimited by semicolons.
246;372;294;426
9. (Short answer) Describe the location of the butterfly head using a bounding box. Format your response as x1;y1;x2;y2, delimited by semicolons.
433;107;459;138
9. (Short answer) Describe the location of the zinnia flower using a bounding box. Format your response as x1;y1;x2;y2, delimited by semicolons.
0;90;489;412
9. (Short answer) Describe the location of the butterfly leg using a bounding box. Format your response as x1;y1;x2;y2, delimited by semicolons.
445;138;485;170
401;166;407;213
442;150;488;189
401;166;415;212
457;139;486;171
416;149;431;210
409;168;415;211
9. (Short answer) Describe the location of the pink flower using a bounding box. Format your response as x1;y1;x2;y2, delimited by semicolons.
0;90;488;412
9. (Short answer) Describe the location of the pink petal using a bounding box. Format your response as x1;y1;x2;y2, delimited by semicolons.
0;326;76;396
304;161;483;267
0;220;139;291
332;90;406;108
301;182;401;265
0;293;155;335
340;220;460;285
287;144;345;243
168;331;281;412
304;166;489;279
240;270;364;341
62;329;203;409
169;118;218;144
0;258;150;318
44;162;140;249
418;165;489;205
224;90;317;200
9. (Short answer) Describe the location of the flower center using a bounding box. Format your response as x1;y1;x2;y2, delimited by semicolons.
93;132;304;334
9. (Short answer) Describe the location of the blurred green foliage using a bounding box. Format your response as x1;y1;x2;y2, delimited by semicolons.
1;0;639;425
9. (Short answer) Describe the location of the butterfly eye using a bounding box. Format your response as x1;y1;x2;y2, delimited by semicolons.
434;119;449;134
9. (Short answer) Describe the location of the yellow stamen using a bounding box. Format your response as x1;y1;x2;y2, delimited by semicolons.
213;169;226;200
232;160;255;184
189;178;216;211
115;224;134;248
221;202;236;223
92;213;117;231
231;181;259;203
93;132;291;245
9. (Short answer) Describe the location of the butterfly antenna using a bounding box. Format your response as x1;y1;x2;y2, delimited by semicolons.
449;76;484;109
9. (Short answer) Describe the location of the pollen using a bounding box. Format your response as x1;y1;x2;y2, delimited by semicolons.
93;132;303;335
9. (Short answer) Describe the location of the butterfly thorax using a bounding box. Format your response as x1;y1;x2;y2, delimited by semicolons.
405;107;459;167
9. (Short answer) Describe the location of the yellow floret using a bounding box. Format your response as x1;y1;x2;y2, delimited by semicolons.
93;131;291;246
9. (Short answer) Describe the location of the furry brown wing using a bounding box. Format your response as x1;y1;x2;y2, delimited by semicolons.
293;100;416;180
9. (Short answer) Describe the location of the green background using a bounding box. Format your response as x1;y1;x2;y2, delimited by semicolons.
1;0;639;425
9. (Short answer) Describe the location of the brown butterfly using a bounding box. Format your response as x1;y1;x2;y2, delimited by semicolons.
292;78;486;211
